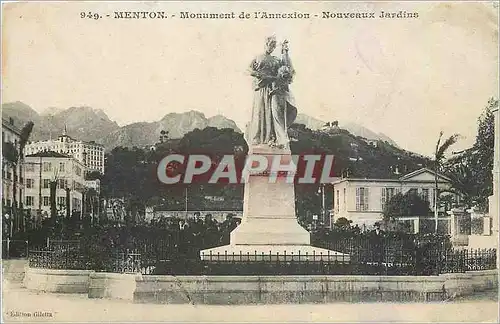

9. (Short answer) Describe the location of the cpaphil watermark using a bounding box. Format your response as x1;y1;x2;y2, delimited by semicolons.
157;153;337;184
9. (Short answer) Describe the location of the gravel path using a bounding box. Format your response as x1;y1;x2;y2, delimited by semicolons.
2;283;498;323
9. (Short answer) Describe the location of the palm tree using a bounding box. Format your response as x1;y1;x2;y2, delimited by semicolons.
433;131;460;233
84;188;99;226
16;122;34;230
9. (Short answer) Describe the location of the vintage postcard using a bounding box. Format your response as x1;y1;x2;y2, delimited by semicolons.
1;1;499;323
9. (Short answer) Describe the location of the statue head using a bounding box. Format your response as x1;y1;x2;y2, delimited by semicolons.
265;35;277;54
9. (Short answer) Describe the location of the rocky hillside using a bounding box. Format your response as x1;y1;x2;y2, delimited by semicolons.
3;101;399;151
2;101;120;144
2;102;241;150
294;113;400;147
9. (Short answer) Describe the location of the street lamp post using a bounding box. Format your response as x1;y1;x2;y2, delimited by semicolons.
317;184;326;227
185;186;188;218
4;213;12;258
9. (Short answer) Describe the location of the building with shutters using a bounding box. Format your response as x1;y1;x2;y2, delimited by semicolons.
331;168;458;230
24;151;85;219
2;117;26;232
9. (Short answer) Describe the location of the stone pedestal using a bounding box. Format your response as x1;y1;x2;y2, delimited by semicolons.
448;208;469;247
201;145;349;262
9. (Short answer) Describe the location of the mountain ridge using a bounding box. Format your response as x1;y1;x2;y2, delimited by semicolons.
2;101;400;151
2;102;241;150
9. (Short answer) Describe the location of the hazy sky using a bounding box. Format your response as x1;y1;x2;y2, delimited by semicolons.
2;1;498;156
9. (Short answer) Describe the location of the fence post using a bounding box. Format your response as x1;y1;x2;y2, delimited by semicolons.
6;237;10;259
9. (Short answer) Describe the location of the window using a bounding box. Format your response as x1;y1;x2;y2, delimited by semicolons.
43;162;52;172
59;162;65;172
421;189;429;202
343;188;346;211
43;179;50;188
381;187;396;211
336;190;340;213
43;196;50;206
57;179;67;189
25;163;35;172
26;196;34;206
356;187;369;211
72;197;79;209
26;179;34;189
57;197;66;207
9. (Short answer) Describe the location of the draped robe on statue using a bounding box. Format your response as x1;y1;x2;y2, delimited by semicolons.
246;51;297;148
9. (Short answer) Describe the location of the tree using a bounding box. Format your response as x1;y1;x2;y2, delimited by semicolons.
472;98;496;207
85;170;103;181
333;217;352;230
383;191;431;221
433;131;459;233
442;98;497;211
159;130;169;144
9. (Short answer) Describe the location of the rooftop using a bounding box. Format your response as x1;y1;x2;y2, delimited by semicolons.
2;117;22;135
26;150;72;158
27;136;105;148
332;167;451;185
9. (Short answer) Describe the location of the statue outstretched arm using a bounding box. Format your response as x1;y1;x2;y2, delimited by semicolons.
281;40;295;78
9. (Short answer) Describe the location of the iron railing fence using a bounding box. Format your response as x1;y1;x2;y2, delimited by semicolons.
22;234;498;276
28;247;142;273
1;240;29;258
150;248;496;276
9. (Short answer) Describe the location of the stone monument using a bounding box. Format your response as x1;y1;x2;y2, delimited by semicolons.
200;37;348;262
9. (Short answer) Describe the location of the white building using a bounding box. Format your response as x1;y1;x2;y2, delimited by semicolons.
24;151;85;219
2;117;25;213
25;128;105;174
331;168;457;231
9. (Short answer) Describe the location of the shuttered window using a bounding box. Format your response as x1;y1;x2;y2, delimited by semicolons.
356;187;369;211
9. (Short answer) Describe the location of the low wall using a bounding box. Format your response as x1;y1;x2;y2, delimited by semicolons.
23;268;92;293
134;270;498;304
22;267;498;304
88;272;142;300
2;259;28;284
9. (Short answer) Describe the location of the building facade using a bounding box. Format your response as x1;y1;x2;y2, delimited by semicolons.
332;168;456;229
2;117;25;214
24;151;85;219
25;128;105;173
